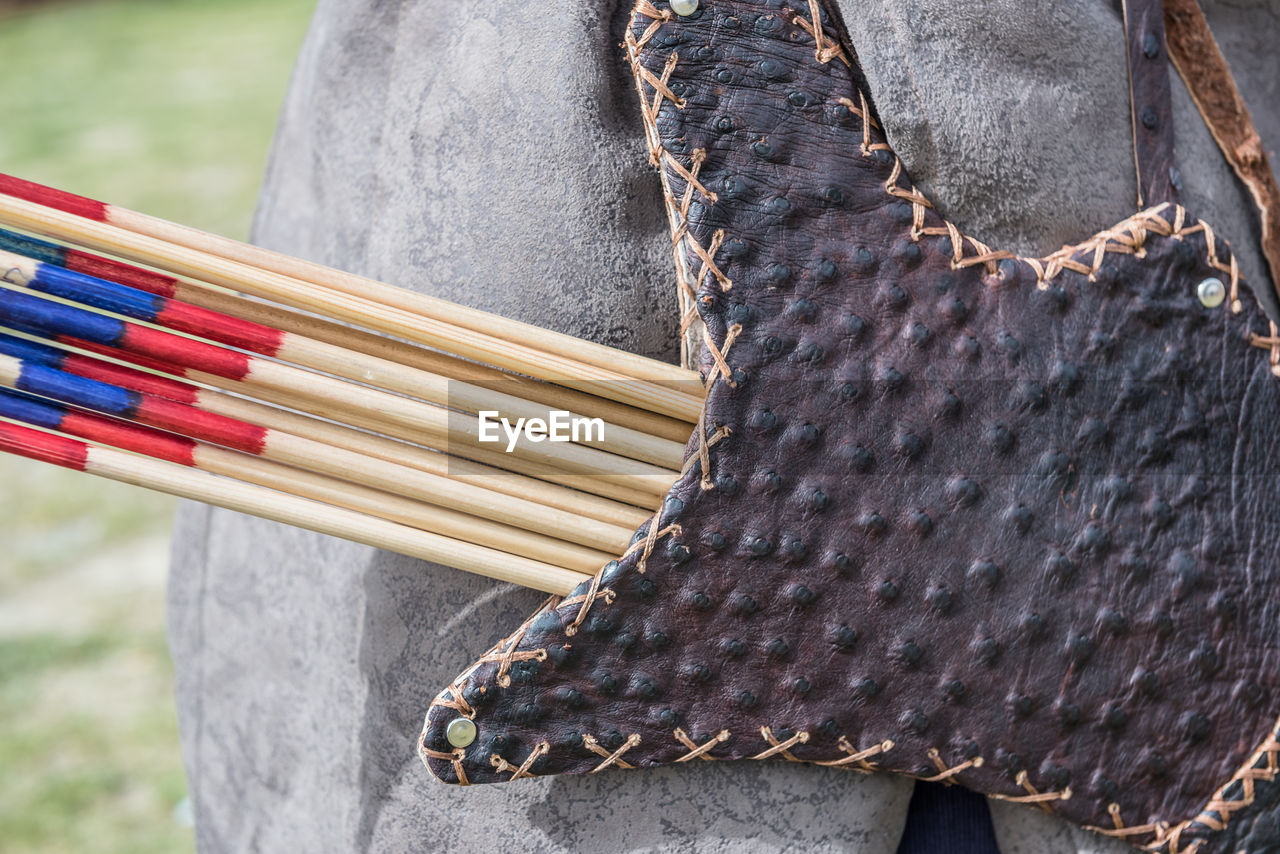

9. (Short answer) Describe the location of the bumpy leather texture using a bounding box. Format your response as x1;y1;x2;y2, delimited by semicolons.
422;2;1280;851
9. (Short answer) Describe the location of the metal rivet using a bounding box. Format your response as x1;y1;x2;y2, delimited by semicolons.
671;0;699;16
1197;277;1225;308
446;717;477;749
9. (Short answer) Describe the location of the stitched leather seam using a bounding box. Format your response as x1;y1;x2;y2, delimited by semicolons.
986;769;1074;812
1085;713;1280;853
922;747;985;783
673;727;730;761
490;741;549;781
420;745;470;786
583;733;642;771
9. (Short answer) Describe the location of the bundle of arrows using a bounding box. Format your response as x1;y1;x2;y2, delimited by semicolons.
0;174;706;597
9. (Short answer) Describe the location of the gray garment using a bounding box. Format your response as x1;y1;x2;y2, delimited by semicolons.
842;0;1279;317
167;1;1278;852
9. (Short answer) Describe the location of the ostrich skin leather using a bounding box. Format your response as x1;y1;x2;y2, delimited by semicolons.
421;2;1280;851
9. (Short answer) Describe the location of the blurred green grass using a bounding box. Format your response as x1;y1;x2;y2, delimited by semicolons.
0;623;189;854
0;0;315;237
0;0;315;850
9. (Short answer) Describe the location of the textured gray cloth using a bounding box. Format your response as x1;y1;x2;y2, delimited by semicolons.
841;0;1279;318
167;1;1279;851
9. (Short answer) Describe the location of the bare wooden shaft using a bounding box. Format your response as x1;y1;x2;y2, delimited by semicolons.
0;279;677;489
13;252;686;466
234;358;678;487
167;281;697;441
110;204;697;388
0;325;653;529
253;429;637;553
80;436;587;595
194;444;613;573
197;386;653;529
0;354;636;553
0;195;705;421
263;332;685;469
187;369;674;509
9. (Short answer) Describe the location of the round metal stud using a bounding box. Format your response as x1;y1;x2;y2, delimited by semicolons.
446;717;477;749
1197;277;1225;308
670;0;699;16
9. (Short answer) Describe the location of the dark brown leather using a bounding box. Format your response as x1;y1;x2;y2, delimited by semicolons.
1165;0;1280;302
1124;0;1181;208
422;2;1280;851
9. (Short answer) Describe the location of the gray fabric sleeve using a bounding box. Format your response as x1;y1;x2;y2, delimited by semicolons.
842;0;1278;318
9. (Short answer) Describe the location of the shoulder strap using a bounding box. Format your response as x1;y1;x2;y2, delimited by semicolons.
1164;0;1280;299
1123;0;1180;208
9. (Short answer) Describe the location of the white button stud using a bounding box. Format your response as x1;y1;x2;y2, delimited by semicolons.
446;717;477;749
671;0;699;16
1197;277;1225;308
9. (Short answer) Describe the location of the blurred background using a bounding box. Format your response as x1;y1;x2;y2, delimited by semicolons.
0;0;315;850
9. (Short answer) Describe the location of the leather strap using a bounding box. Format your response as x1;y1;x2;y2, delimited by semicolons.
1164;0;1280;299
1122;0;1180;208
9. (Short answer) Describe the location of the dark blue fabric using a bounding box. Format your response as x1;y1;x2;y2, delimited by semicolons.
895;782;1001;854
